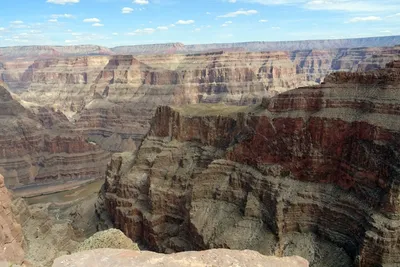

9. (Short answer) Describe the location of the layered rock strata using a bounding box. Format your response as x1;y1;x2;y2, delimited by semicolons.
2;46;398;153
103;62;400;266
0;174;24;264
52;248;309;267
0;84;109;188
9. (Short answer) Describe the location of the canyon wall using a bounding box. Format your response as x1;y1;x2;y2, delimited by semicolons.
0;83;110;188
1;46;398;153
103;62;400;267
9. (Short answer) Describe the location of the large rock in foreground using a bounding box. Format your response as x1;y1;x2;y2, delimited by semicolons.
52;248;308;267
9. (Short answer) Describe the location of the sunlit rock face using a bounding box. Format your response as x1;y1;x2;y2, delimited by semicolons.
52;248;309;267
1;46;398;153
0;83;110;188
103;62;400;267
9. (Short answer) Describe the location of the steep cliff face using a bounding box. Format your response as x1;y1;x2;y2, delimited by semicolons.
0;174;24;264
103;62;400;267
0;84;110;188
2;46;397;153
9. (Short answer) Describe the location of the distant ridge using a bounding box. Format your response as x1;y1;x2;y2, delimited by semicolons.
111;35;400;54
1;35;399;58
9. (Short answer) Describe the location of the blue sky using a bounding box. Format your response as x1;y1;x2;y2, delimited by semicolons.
0;0;400;47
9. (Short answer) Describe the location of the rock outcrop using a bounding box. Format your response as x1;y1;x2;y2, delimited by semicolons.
0;83;110;188
103;62;400;266
0;174;24;264
52;248;309;267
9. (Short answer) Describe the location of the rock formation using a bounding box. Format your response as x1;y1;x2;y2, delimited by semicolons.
52;248;309;267
1;46;397;154
103;61;400;266
0;83;110;188
0;174;24;264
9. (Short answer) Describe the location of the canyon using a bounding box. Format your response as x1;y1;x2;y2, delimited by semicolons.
103;61;400;267
0;38;400;267
1;44;399;168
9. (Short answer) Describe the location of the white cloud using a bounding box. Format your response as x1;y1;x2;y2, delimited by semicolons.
83;18;101;23
387;13;400;17
169;24;176;27
48;19;58;23
71;32;82;36
128;28;155;35
47;0;79;4
112;32;119;35
348;16;382;22
133;0;149;4
92;23;104;27
176;20;195;25
11;20;24;24
222;21;233;26
122;7;134;14
65;39;77;43
0;28;5;31
259;19;268;22
228;0;237;2
380;30;391;33
271;26;281;29
157;26;169;30
305;0;398;12
206;12;211;15
231;0;400;13
218;9;258;18
51;14;74;18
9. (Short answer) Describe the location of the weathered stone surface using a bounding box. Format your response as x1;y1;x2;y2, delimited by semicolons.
52;248;309;267
103;62;400;266
0;84;110;188
74;229;139;252
0;174;24;264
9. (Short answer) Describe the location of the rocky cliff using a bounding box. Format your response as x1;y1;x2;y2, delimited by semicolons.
0;83;110;188
1;46;398;153
0;174;24;264
103;61;400;267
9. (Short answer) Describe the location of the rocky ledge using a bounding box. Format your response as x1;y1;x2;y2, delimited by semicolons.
103;61;400;266
52;248;308;267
